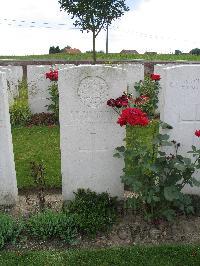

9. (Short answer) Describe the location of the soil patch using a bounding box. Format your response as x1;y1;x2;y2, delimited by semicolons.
1;191;200;251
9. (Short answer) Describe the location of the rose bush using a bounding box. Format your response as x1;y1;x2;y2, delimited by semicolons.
134;75;160;117
108;74;200;222
45;67;59;122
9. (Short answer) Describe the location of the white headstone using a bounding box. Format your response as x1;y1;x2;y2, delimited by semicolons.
0;68;14;104
0;72;18;205
117;64;144;96
27;65;52;114
59;65;129;200
27;64;74;114
0;66;23;99
154;64;177;112
159;65;200;195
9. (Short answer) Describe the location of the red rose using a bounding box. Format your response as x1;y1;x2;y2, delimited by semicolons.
117;108;149;127
195;130;200;137
107;99;116;107
134;95;150;106
45;70;58;81
150;74;161;81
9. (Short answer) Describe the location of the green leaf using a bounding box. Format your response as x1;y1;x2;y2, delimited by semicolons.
152;196;160;202
191;177;200;187
174;163;186;171
160;134;170;141
115;146;125;152
113;153;121;158
164;186;180;201
161;141;173;146
160;121;173;129
183;158;191;165
192;145;197;152
158;151;166;156
186;206;194;214
161;209;176;222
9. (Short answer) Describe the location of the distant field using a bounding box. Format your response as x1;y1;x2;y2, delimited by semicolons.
1;52;200;61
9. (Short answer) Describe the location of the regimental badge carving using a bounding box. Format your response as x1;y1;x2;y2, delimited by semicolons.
78;76;109;108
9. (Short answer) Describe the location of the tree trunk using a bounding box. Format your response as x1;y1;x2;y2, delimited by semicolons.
106;23;108;54
92;30;96;64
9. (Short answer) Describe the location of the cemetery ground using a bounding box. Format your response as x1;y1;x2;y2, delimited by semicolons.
12;123;155;189
1;245;200;265
3;66;200;265
5;120;200;257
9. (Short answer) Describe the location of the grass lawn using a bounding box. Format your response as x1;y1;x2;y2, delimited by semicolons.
12;126;61;189
1;52;200;61
0;245;200;265
12;122;157;190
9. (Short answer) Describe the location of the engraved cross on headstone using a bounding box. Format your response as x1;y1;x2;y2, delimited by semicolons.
79;132;107;178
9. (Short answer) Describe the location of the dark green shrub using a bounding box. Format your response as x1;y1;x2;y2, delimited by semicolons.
190;48;200;55
0;213;23;249
27;210;78;243
49;46;61;54
66;189;118;236
175;50;182;55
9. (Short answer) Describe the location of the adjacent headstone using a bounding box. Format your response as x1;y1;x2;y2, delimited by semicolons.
27;64;74;114
0;68;14;104
27;65;52;114
154;64;176;112
117;64;144;96
0;72;18;205
0;66;23;99
59;65;129;200
159;65;200;195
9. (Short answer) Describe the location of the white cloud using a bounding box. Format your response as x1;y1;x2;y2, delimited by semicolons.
110;0;200;53
0;0;199;55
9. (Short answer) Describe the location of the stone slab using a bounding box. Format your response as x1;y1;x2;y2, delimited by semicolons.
0;72;18;205
117;64;144;96
159;65;200;195
27;64;75;114
0;66;23;99
59;65;128;200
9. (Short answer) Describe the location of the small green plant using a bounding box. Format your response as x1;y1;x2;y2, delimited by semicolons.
9;79;32;126
47;82;59;122
27;210;78;243
115;122;200;222
30;161;46;211
0;213;23;249
10;102;31;126
65;189;118;237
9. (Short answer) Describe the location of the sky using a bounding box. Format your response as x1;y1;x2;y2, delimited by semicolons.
0;0;199;55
